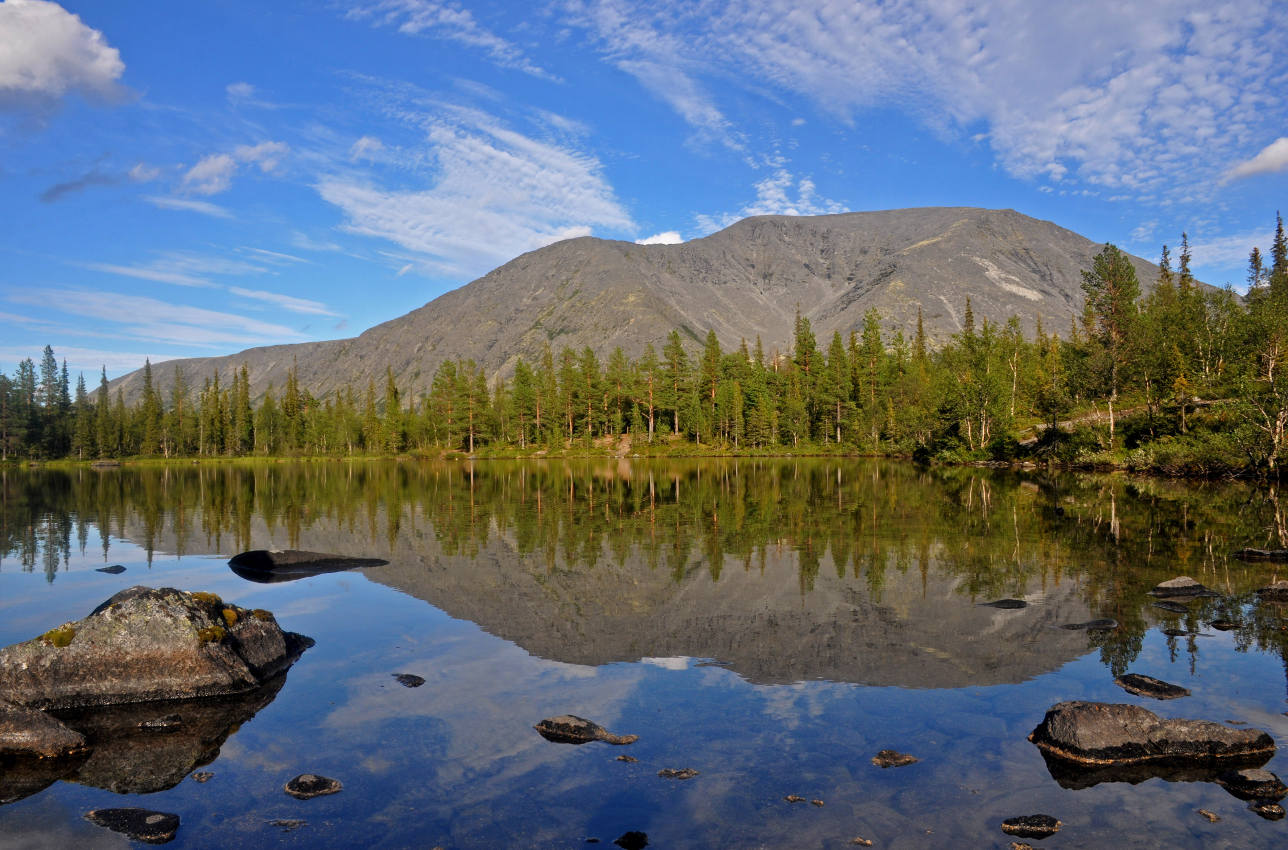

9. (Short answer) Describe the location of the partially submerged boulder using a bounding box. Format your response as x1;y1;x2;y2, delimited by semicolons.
1000;814;1062;838
84;808;179;844
1114;673;1191;700
534;715;638;745
1256;581;1288;603
1029;701;1274;767
1215;768;1287;801
0;586;311;711
1234;548;1288;562
229;549;388;583
1148;577;1217;598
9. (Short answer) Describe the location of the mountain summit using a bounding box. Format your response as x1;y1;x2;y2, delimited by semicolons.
112;207;1161;400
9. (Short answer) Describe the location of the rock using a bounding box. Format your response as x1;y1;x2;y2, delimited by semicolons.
84;808;180;844
1114;673;1191;700
1153;600;1190;614
0;701;87;758
613;831;648;849
851;838;873;847
0;750;87;805
228;550;388;583
392;673;425;688
1215;768;1287;801
785;795;806;803
1161;628;1192;637
534;715;638;745
96;565;126;574
871;749;918;768
810;799;824;807
0;586;312;711
1000;814;1062;838
1008;844;1034;850
1234;548;1288;562
1197;808;1219;822
658;767;699;779
1028;701;1275;767
1209;619;1239;631
1250;800;1286;820
1060;618;1118;631
191;771;213;783
284;773;342;799
616;755;637;763
1148;577;1217;598
981;599;1027;609
268;819;307;832
1256;581;1288;602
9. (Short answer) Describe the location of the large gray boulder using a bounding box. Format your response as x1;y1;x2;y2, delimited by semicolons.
1029;701;1274;767
0;586;311;711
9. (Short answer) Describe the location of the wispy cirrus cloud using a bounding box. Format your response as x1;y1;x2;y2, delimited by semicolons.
347;1;555;80
144;195;233;218
77;251;269;287
229;286;338;316
695;168;845;234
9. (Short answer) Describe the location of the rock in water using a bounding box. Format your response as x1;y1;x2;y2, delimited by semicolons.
1060;619;1118;631
1114;674;1191;700
1148;577;1217;598
871;749;918;768
1028;701;1275;766
1250;800;1286;820
284;773;342;799
0;702;87;758
657;767;699;779
1256;581;1288;603
228;550;388;583
1215;768;1287;801
1153;600;1190;614
96;565;126;575
1209;619;1239;631
392;673;425;688
614;832;648;850
84;808;180;844
981;599;1027;609
0;586;311;711
1000;814;1062;838
1234;548;1288;562
534;715;638;745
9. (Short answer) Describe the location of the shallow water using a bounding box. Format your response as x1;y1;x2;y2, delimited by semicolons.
1;459;1286;848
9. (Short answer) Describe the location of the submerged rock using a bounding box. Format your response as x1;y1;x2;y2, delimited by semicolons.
871;749;918;768
96;565;126;575
1256;581;1288;603
1148;577;1217;598
84;808;179;844
1153;600;1190;614
392;673;425;688
657;767;699;780
614;832;648;850
1234;548;1288;562
0;586;312;711
1161;628;1193;638
1215;768;1287;801
1250;800;1286;820
534;715;638;745
284;773;342;799
1060;618;1118;631
228;549;388;583
1114;673;1191;700
1028;701;1275;767
1000;814;1062;838
1208;619;1239;631
980;599;1028;609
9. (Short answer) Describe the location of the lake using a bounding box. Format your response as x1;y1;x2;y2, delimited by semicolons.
1;459;1286;848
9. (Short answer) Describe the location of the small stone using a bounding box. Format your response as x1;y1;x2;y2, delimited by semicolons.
616;755;638;763
1001;814;1062;838
851;839;873;847
1250;800;1286;820
284;773;342;799
535;715;637;745
785;795;806;803
1060;618;1118;631
981;599;1027;609
1215;768;1287;801
658;767;699;780
1008;844;1035;850
1148;577;1217;597
613;831;648;850
191;772;213;783
1162;628;1191;637
138;713;183;732
268;819;306;832
871;749;918;768
392;673;425;688
1154;600;1190;613
1115;673;1191;700
1197;809;1220;823
810;799;824;807
96;565;126;574
84;808;179;844
1209;619;1239;631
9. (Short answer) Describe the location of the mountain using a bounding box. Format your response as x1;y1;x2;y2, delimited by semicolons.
111;206;1165;401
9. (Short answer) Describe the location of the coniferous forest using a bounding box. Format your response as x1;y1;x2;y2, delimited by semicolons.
4;222;1288;477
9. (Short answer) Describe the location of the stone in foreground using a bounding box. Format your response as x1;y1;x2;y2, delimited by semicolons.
871;749;918;768
84;808;180;844
1215;768;1287;801
1148;577;1217;598
284;773;342;799
534;715;638;745
1114;673;1191;700
228;549;388;583
1029;701;1275;766
1001;814;1062;838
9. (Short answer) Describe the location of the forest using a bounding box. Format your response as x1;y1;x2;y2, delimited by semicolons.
3;218;1287;477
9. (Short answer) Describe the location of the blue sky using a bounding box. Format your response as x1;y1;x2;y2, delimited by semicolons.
3;0;1287;379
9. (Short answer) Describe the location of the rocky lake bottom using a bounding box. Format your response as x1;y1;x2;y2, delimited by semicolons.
2;459;1287;848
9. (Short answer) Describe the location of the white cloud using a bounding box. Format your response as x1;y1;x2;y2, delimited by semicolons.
291;231;343;252
229;286;339;316
244;247;309;265
0;0;124;107
350;135;386;161
144;195;232;218
235;140;289;172
1186;229;1275;270
79;261;214;288
129;163;161;182
1226;137;1288;181
636;231;683;245
695;168;845;234
182;153;236;195
226;81;255;101
10;289;305;348
347;1;554;79
78;251;268;287
0;344;161;377
317;112;633;276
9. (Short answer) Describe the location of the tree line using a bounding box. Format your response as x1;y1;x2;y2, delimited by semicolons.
3;215;1286;476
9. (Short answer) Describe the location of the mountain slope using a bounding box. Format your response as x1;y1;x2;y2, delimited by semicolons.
112;207;1164;401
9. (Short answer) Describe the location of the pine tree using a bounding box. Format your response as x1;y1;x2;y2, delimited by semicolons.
1080;243;1141;446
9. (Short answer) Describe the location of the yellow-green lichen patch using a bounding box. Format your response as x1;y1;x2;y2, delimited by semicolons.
40;624;77;647
250;609;274;621
197;625;226;643
191;591;223;607
221;608;239;627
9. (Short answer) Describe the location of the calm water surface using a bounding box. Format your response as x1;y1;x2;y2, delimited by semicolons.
1;460;1287;848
